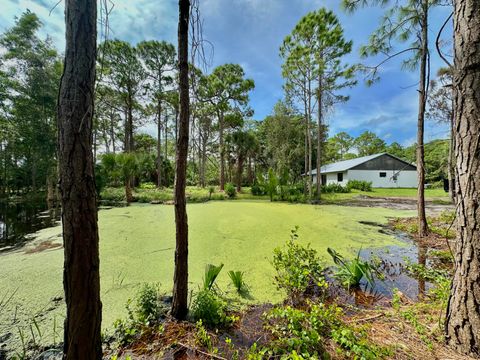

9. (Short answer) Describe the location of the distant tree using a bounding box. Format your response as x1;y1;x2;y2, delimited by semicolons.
386;142;405;159
445;0;480;354
171;0;190;320
280;9;355;199
427;68;454;201
138;40;176;187
200;64;254;190
98;40;146;152
116;152;138;204
134;133;157;153
227;130;258;192
258;101;304;181
0;11;61;193
354;131;386;156
342;0;442;237
328;132;354;160
57;0;102;357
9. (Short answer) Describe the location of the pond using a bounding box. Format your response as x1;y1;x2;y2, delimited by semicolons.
0;198;60;251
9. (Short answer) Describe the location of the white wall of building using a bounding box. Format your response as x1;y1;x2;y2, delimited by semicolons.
348;169;417;188
313;169;417;188
313;172;349;186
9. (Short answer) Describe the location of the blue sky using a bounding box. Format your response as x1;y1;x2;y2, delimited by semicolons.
1;0;453;146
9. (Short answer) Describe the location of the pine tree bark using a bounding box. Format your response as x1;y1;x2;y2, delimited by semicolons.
171;0;190;320
445;0;480;355
316;73;323;200
57;0;102;358
416;0;429;237
219;112;225;190
157;100;163;188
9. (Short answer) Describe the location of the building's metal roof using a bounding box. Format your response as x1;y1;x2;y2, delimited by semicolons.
309;153;414;175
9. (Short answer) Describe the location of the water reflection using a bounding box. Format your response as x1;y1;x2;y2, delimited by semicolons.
0;198;60;250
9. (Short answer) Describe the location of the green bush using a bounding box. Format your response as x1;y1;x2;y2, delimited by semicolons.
190;289;235;328
138;182;157;190
321;183;350;193
251;184;265;196
346;180;373;192
225;183;236;198
272;227;327;300
133;283;163;324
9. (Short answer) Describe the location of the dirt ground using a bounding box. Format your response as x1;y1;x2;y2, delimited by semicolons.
342;195;453;215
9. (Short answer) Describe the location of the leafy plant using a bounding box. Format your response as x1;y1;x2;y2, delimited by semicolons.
190;289;235;328
321;183;350;193
133;283;163;324
327;248;376;289
203;263;224;291
273;227;327;300
346;179;373;192
208;186;215;200
225;183;236;198
228;270;248;294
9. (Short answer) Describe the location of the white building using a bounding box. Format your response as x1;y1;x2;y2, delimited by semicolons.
310;153;418;188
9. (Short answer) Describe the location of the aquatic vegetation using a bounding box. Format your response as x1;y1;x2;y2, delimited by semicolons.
203;263;224;291
328;247;376;289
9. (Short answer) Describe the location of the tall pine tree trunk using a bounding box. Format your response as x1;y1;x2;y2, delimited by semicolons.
316;73;323;200
448;110;455;203
171;0;190;320
219;113;225;190
445;0;480;355
157;100;163;188
58;0;102;358
416;1;429;237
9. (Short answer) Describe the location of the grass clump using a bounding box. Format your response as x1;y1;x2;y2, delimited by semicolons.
228;270;248;294
203;263;224;291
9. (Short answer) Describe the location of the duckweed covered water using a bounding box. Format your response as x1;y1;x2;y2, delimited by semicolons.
0;201;413;353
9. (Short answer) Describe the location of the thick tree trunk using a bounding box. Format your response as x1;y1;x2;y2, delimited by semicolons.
445;0;480;355
171;0;190;320
416;2;429;237
57;0;102;358
157;100;163;188
219;113;225;190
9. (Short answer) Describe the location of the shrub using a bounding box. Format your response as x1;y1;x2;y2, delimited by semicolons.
327;248;376;289
272;227;327;300
346;180;372;192
225;183;236;198
133;283;163;324
190;289;235;328
321;183;350;193
138;182;157;190
208;186;215;200
251;184;265;196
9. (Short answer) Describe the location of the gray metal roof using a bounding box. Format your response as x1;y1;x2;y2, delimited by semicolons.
309;153;391;175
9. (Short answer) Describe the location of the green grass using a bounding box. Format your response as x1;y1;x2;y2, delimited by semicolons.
101;186;450;205
0;201;414;353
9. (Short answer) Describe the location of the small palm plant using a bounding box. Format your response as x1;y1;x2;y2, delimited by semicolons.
228;270;247;293
327;248;376;289
203;263;224;291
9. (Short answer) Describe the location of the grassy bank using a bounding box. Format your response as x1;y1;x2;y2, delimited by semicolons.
0;201;413;354
100;186;449;204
